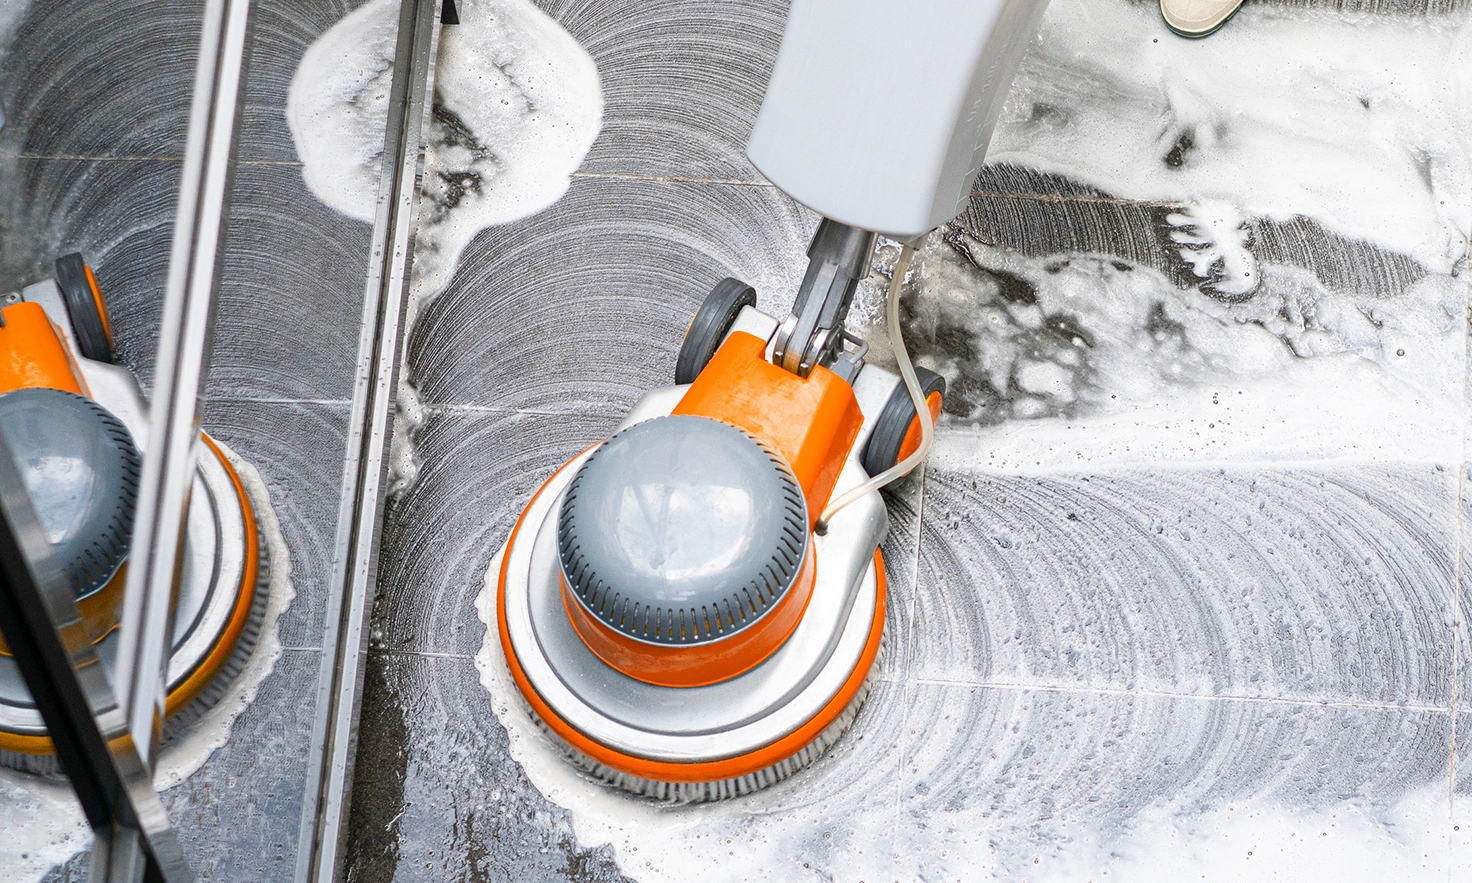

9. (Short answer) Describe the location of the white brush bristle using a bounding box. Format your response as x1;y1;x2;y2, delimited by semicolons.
522;638;885;803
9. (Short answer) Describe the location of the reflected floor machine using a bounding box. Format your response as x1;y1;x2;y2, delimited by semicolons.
495;0;1049;800
0;254;268;774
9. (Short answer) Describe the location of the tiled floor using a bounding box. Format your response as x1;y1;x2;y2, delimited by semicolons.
3;0;1470;880
348;0;1472;880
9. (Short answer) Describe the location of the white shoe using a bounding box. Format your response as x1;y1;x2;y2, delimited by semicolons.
1160;0;1244;37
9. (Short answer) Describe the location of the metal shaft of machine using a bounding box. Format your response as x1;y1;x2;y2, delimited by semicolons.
0;433;192;883
297;2;449;880
770;219;876;378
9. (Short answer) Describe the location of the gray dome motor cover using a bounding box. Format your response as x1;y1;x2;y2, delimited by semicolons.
557;414;809;646
0;387;140;598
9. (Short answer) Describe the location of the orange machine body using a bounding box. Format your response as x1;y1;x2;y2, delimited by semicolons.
560;544;818;688
0;302;87;396
673;331;863;525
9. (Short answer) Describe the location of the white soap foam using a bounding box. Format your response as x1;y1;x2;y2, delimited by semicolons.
988;0;1472;272
893;230;1466;472
287;0;603;494
0;446;296;881
1034;788;1455;883
1166;199;1258;298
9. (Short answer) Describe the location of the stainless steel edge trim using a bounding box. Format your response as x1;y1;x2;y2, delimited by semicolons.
295;2;446;881
114;0;254;774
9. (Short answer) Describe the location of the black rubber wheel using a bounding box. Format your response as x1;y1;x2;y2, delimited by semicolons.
675;278;757;384
54;253;113;364
860;367;946;477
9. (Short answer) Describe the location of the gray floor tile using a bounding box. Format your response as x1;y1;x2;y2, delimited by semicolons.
406;174;815;412
0;0;367;163
347;650;906;883
237;0;372;163
539;0;784;181
202;398;350;650
344;651;631;883
892;682;1454;880
164;647;323;882
39;648;325;882
0;1;197;159
211;160;372;401
910;462;1459;707
1461;465;1472;712
875;476;923;681
372;407;613;655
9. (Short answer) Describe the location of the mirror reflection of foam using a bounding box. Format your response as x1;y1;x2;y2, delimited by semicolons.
0;448;296;883
287;0;603;495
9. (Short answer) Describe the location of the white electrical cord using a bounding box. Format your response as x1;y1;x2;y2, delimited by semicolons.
816;244;931;534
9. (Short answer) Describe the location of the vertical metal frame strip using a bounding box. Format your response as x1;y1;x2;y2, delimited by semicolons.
114;0;254;778
296;2;447;880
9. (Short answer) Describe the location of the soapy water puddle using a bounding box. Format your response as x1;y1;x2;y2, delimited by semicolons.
288;0;1472;879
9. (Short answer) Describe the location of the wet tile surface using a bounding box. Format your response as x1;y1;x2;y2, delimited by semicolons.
202;399;350;650
211;160;372;401
0;1;199;160
355;0;1472;878
537;0;784;182
405;173;814;413
164;648;324;882
908;464;1459;705
892;684;1455;880
345;652;632;883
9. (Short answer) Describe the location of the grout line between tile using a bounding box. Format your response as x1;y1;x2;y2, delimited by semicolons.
885;464;928;869
204;396;353;407
968;188;1182;209
571;170;773;187
374;649;475;661
926;443;1468;476
419;402;613;419
910;676;1451;715
7;153;302;166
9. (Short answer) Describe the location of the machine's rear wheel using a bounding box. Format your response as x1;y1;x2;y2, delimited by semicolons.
54;253;113;364
861;367;945;477
675;278;756;384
